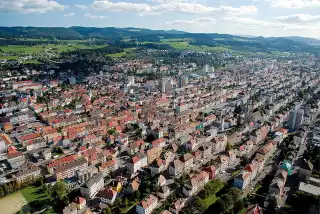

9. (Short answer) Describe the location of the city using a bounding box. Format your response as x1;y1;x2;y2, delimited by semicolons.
0;1;320;214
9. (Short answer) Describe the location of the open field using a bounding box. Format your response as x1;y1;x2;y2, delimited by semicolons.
106;48;136;58
0;191;27;214
0;44;107;54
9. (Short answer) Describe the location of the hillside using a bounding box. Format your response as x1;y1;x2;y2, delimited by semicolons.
0;26;320;55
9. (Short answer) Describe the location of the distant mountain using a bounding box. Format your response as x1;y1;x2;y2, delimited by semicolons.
0;26;319;55
285;36;320;46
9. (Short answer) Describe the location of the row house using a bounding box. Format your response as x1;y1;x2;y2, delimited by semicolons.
55;158;88;180
182;171;209;197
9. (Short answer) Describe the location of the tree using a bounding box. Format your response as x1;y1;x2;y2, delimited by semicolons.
194;196;206;212
104;206;112;214
233;200;244;213
108;128;116;135
226;142;233;151
124;198;129;207
52;180;68;202
180;207;192;214
0;186;4;197
134;190;141;199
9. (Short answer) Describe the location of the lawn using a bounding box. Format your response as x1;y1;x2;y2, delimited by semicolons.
203;195;218;208
20;185;55;213
0;191;27;214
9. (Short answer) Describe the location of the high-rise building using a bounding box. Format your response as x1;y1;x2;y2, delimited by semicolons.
178;75;188;88
160;78;173;93
128;76;135;86
287;108;304;130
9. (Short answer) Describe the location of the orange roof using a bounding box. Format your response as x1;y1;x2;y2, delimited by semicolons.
48;154;78;168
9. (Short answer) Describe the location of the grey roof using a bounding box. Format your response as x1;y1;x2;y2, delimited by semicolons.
83;172;104;188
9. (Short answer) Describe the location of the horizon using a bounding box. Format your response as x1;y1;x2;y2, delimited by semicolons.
1;0;320;38
0;25;319;40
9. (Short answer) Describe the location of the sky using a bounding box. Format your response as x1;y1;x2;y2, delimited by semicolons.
0;0;320;38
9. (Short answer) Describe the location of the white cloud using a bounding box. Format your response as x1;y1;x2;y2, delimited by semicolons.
84;13;107;19
0;0;64;13
221;16;284;28
74;5;88;10
275;14;320;24
268;0;320;9
91;0;257;16
167;17;216;25
92;1;152;13
64;12;75;17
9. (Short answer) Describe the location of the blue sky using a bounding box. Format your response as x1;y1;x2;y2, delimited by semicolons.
0;0;320;38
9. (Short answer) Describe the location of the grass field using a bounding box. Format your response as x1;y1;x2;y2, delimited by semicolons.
0;44;107;54
0;191;27;214
106;48;136;58
203;195;218;208
0;55;18;60
21;185;56;213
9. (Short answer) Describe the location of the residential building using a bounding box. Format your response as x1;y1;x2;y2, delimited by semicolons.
287;107;304;130
233;170;252;190
55;158;88;180
80;173;104;199
245;163;258;181
169;198;187;214
98;188;118;205
99;159;118;177
180;153;193;172
182;171;209;196
127;154;148;174
298;159;313;181
146;147;162;164
16;164;41;184
217;155;229;172
136;194;158;214
169;159;184;177
63;203;78;214
77;165;98;183
298;177;320;196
